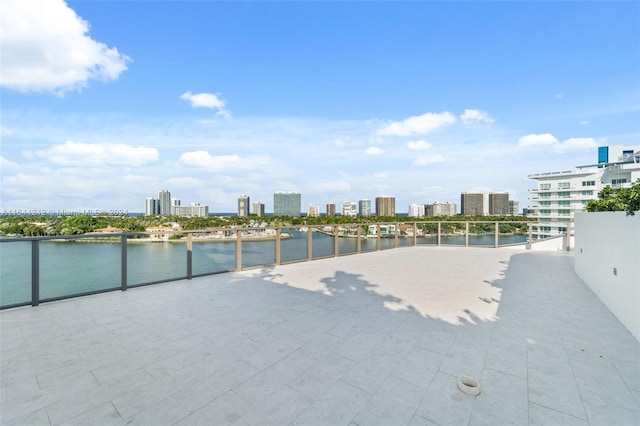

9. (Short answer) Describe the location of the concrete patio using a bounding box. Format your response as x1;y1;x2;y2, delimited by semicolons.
1;246;639;425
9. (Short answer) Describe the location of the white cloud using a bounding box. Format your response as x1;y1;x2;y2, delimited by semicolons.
580;120;589;126
180;91;231;118
36;141;159;166
413;154;446;166
167;177;205;188
310;182;351;193
0;0;130;94
556;137;598;153
366;146;384;155
407;140;432;151
554;93;565;99
378;112;456;136
518;133;559;147
178;150;266;171
460;109;495;126
1;156;19;170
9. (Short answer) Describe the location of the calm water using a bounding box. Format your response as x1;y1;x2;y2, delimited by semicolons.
0;230;526;307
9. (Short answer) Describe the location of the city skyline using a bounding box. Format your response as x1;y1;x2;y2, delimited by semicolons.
1;1;639;213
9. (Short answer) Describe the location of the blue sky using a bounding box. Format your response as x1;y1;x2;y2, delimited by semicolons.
1;0;639;214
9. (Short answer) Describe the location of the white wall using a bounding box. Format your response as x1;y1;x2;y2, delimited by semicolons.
574;212;640;342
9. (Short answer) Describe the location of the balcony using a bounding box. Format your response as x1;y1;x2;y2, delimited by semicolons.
1;223;638;425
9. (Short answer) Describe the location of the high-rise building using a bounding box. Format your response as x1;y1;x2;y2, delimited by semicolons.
489;192;510;215
307;205;320;217
528;145;640;239
172;203;208;217
341;201;357;217
375;195;395;217
170;199;182;215
158;190;171;215
426;202;457;217
238;195;250;217
326;203;336;216
509;200;520;216
145;197;159;216
461;192;484;216
273;192;301;217
408;204;425;217
358;199;372;217
252;202;265;216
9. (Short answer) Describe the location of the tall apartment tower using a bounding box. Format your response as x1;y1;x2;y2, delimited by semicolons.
145;198;159;216
273;192;301;217
158;190;171;215
326;203;336;216
238;195;250;217
375;195;396;217
461;192;484;216
509;200;520;216
358;199;372;217
489;192;510;215
252;202;265;216
307;205;320;217
426;202;457;217
342;202;357;216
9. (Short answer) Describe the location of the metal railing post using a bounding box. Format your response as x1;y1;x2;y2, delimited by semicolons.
276;228;281;265
413;223;417;246
437;222;441;246
236;229;242;271
377;224;381;251
307;227;313;260
334;226;339;257
494;222;499;248
186;233;193;279
394;223;399;249
121;236;127;291
465;222;469;247
527;223;533;250
357;226;362;253
566;221;572;251
31;240;39;306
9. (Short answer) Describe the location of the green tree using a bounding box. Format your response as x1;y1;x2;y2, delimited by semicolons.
585;179;640;216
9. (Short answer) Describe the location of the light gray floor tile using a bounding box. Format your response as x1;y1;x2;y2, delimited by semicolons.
415;372;475;426
473;368;528;425
582;396;640;426
528;402;589;426
352;376;425;426
235;385;312;426
290;379;370;426
58;402;124;426
174;391;250;425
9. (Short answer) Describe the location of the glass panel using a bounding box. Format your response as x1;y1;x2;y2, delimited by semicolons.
241;239;276;269
0;241;31;307
127;239;187;286
311;227;334;259
416;222;438;245
192;240;236;275
280;228;307;263
40;238;121;299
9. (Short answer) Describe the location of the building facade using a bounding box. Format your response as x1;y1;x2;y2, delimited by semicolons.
509;200;520;216
489;192;509;215
252;202;265;217
358;199;372;217
375;196;396;217
172;203;209;217
461;192;484;216
237;195;250;217
145;197;159;216
273;192;301;217
528;145;640;239
158;190;171;215
307;205;320;217
426;202;457;217
341;202;357;217
408;204;425;217
326;203;336;216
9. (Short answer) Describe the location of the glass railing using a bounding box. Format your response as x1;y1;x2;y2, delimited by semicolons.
0;221;535;309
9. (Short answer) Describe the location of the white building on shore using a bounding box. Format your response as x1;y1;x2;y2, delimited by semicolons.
528;145;640;239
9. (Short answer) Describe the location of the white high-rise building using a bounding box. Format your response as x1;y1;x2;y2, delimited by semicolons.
528;145;640;239
341;201;357;217
307;205;320;217
145;198;159;216
408;203;425;217
158;190;171;215
252;202;265;216
426;202;457;217
238;195;250;217
358;199;372;217
172;203;209;217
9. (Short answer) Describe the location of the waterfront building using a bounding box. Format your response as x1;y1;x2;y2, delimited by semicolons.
408;203;425;217
461;192;484;216
375;195;395;217
341;202;357;217
238;195;250;217
489;192;509;215
326;203;336;216
158;190;171;215
528;145;640;239
426;202;457;217
358;199;372;217
307;205;320;217
509;200;520;216
172;203;208;217
274;192;301;217
252;202;265;217
145;197;159;216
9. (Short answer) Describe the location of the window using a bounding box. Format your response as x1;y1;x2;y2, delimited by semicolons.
540;183;551;190
582;180;596;187
581;190;593;196
558;227;567;232
558;200;570;207
582;200;589;205
539;201;551;207
612;178;628;185
559;209;571;216
539;209;551;215
539;193;551;199
558;192;571;198
558;182;570;189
